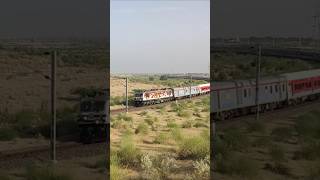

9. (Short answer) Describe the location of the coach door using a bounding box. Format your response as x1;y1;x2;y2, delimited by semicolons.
235;81;243;106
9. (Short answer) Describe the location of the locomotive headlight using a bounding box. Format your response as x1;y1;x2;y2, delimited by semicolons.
83;116;88;120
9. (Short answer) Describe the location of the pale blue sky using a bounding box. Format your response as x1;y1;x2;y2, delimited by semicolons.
111;0;209;74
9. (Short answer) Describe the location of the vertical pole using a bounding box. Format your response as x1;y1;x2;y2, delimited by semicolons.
189;75;192;100
51;51;57;162
256;45;261;121
126;77;128;113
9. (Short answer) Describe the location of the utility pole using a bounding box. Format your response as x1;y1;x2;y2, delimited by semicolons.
125;77;128;113
255;45;261;121
189;75;192;100
51;51;57;163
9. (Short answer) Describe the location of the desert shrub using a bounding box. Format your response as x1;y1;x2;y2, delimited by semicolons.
144;117;154;126
246;120;266;134
110;96;125;106
294;140;320;160
214;135;231;158
182;120;194;128
0;127;17;141
111;120;124;129
215;153;259;178
25;165;73;180
177;111;191;118
117;113;133;122
155;154;178;179
170;127;183;142
13;110;39;137
140;153;178;180
264;162;290;176
139;111;148;116
110;164;127;180
135;123;149;135
0;174;11;180
178;134;209;159
201;106;210;112
140;153;160;180
264;145;290;175
252;136;272;148
305;161;320;180
167;121;178;129
117;135;141;166
223;128;250;151
271;127;293;142
192;155;210;179
154;133;169;144
194;122;209;128
269;145;286;163
295;111;320;140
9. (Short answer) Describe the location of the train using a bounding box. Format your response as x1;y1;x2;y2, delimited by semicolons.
212;69;320;120
134;83;210;106
78;90;109;143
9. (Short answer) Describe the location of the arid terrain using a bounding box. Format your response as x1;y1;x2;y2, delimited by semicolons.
0;40;108;180
110;76;210;180
213;102;320;180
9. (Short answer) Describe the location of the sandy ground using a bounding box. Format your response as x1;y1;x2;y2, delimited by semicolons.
110;97;210;179
0;52;106;113
2;155;106;180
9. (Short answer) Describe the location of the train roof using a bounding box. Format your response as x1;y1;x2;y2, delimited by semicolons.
282;69;320;80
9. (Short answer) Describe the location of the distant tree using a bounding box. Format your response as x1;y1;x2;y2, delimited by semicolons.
160;75;168;81
149;76;155;81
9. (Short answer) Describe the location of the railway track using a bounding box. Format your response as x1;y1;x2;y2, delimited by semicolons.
0;141;107;170
110;94;209;114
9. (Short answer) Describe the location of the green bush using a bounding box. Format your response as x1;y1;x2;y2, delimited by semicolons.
170;127;183;142
252;136;272;148
295;111;320;139
271;127;293;142
177;111;191;118
135;123;149;135
14;110;39;137
0;173;11;180
167;121;178;129
178;135;209;159
246;120;266;134
223;128;250;151
154;133;169;144
294;140;320;160
269;145;286;163
25;165;73;180
194;122;209;128
110;96;125;106
215;153;259;178
117;135;141;167
117;113;133;122
0;127;18;141
182;120;193;128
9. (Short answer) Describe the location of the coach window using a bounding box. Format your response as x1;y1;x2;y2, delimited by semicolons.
282;84;285;91
249;88;251;97
265;86;268;92
275;85;278;93
244;89;247;98
270;86;273;94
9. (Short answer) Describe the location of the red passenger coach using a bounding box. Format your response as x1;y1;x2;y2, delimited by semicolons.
290;78;313;94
